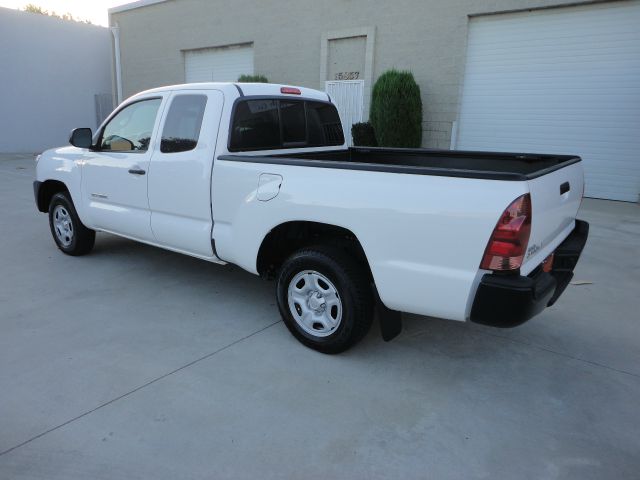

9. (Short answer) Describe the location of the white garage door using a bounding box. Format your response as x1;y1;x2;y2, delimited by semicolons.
456;2;640;202
184;44;254;83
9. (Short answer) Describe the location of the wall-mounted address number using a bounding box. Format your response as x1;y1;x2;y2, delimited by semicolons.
335;72;360;80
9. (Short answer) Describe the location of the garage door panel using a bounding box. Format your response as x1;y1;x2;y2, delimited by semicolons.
471;29;640;48
468;7;638;36
466;63;640;77
457;2;640;202
459;122;640;136
184;45;254;83
470;39;640;57
460;96;639;109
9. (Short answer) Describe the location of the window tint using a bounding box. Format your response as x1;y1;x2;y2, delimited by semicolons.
229;98;344;151
100;98;161;152
306;101;344;146
230;100;280;150
280;101;306;144
160;95;207;153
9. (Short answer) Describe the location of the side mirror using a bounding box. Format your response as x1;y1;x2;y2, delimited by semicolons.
69;128;93;149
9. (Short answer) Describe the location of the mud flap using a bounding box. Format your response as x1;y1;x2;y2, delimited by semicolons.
375;289;402;341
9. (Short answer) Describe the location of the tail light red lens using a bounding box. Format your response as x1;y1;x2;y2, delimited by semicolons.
480;193;532;271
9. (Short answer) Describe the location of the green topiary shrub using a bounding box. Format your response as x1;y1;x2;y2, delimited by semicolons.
237;74;269;83
351;122;378;147
369;69;422;148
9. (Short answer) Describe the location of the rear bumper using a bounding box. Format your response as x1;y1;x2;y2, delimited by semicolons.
470;219;589;328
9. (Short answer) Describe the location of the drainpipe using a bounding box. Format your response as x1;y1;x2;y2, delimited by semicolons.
110;23;123;105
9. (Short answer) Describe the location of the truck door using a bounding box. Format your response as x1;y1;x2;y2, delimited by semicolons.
81;96;165;241
147;90;224;257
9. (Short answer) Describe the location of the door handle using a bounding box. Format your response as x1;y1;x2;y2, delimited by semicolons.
128;168;146;175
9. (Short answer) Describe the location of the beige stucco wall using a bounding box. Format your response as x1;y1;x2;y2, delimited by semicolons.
110;0;615;149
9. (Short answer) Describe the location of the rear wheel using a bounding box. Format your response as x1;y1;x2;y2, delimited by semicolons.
276;246;373;354
48;192;95;256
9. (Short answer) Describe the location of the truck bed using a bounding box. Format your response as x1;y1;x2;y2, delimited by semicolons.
219;147;581;181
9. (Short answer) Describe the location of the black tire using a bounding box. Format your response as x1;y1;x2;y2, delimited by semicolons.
276;246;373;354
48;192;95;256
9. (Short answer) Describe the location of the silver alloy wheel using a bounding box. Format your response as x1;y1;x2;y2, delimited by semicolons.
287;270;343;337
53;205;74;247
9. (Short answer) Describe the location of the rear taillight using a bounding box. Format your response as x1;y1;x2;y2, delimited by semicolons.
480;193;532;271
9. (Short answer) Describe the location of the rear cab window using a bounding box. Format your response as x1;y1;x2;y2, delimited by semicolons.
229;98;344;151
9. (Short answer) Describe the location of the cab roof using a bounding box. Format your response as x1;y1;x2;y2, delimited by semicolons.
129;82;330;102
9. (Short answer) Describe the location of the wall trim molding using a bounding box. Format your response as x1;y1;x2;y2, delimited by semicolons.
109;0;168;16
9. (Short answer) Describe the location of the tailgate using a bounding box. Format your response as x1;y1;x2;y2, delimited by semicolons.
520;160;584;275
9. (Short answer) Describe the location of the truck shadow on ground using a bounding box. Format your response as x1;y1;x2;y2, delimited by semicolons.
90;232;509;362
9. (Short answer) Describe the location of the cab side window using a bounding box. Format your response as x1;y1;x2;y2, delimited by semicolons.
100;98;162;152
160;95;208;153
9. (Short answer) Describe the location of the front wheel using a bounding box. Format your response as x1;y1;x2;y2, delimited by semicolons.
276;246;373;354
48;192;95;256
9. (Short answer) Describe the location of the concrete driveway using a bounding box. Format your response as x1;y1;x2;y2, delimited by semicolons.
1;153;639;479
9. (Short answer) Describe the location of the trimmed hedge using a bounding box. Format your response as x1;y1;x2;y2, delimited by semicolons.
351;122;377;147
237;74;269;83
369;70;422;148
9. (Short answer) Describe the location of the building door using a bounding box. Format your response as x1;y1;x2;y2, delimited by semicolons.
326;80;364;146
456;2;640;202
184;44;254;83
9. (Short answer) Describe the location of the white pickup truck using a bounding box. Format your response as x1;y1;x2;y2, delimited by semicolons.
34;82;589;353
